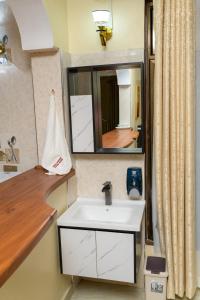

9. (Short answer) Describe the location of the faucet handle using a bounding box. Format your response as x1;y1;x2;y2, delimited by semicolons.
102;181;112;205
103;181;111;186
102;181;112;192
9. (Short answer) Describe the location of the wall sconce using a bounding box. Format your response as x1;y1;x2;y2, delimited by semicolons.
0;35;12;65
92;10;112;47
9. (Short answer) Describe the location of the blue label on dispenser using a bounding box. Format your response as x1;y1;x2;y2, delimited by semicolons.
126;167;142;196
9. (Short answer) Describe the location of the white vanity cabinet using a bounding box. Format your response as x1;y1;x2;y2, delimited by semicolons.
96;231;135;283
60;229;97;277
59;228;136;283
57;198;145;283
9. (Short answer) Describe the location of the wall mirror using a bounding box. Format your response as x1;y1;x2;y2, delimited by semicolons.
68;62;144;154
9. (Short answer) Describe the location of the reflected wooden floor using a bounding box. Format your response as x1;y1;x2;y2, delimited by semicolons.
102;129;139;148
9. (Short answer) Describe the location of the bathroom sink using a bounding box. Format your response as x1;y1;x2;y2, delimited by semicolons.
73;205;134;223
57;197;145;232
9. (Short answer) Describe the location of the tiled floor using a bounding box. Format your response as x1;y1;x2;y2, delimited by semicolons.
71;280;200;300
71;280;145;300
194;290;200;300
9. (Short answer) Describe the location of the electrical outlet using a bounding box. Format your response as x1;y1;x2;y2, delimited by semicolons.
151;281;164;293
3;165;18;172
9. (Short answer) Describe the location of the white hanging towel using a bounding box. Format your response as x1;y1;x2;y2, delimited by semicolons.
41;91;72;175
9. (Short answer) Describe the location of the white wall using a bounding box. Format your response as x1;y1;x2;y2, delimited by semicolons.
7;0;54;50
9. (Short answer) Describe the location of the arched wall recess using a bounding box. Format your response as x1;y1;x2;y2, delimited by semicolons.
7;0;54;51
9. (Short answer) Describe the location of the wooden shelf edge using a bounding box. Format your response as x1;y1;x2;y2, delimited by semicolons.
0;167;75;287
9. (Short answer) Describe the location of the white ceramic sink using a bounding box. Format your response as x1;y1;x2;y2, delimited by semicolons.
57;197;145;232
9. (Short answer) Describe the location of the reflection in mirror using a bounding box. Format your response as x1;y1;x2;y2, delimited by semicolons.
68;71;95;153
95;65;143;152
68;63;144;154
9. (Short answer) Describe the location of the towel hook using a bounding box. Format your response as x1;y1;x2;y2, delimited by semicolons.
51;89;55;95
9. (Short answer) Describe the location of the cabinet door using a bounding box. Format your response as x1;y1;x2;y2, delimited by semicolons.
60;229;97;278
96;231;135;283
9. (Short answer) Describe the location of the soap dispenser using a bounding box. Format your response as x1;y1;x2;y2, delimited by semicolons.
126;167;142;199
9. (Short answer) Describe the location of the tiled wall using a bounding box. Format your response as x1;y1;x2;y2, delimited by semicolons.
68;50;145;201
70;49;144;67
0;2;38;172
31;50;77;206
31;51;65;161
75;154;144;200
32;49;145;204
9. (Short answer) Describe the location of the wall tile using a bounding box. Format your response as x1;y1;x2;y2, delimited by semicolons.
31;51;65;161
70;49;144;67
75;154;144;200
0;2;38;172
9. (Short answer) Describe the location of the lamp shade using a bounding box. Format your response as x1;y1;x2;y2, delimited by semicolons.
92;10;111;26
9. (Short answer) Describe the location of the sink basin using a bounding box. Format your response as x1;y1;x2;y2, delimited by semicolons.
73;205;140;224
57;197;145;232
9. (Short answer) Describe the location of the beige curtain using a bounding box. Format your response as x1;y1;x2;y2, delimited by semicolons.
154;0;196;299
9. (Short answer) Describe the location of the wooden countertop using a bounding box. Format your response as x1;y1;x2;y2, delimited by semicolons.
102;128;139;148
0;167;75;287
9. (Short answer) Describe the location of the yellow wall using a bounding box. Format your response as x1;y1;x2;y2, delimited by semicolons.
66;0;144;54
43;0;144;54
0;183;72;300
44;0;69;52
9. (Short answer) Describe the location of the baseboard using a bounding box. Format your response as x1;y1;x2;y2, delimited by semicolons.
61;285;74;300
197;277;200;288
61;276;81;300
72;276;81;288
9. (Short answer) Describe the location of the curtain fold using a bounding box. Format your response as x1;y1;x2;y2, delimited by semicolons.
154;0;196;298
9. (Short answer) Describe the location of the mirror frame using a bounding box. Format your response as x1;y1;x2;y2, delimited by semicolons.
67;62;145;154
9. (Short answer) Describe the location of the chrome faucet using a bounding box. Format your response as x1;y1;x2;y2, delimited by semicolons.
102;181;112;205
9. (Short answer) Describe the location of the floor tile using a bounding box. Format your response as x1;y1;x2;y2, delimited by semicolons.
71;280;145;300
71;279;200;300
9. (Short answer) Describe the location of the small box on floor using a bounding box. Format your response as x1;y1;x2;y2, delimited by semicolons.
144;256;168;300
